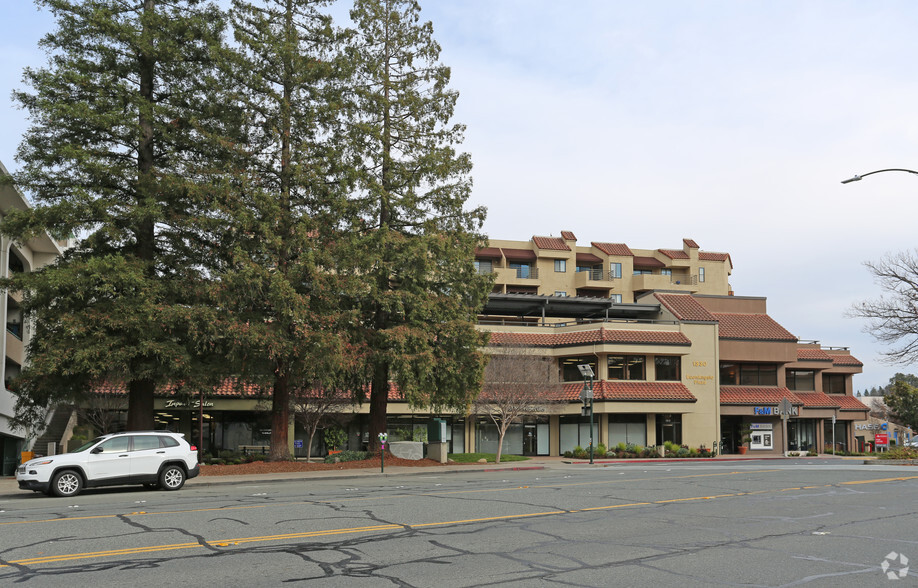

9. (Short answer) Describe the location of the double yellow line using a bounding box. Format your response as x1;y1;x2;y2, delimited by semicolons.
4;473;917;569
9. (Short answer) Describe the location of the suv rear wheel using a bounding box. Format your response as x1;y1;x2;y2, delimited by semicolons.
159;465;185;491
51;470;83;497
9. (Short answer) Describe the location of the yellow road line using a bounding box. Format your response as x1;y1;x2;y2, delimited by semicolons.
3;472;917;570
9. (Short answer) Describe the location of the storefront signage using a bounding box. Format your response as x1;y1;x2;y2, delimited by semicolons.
875;433;889;445
750;423;773;431
855;423;887;431
164;399;215;409
687;374;714;386
753;406;798;416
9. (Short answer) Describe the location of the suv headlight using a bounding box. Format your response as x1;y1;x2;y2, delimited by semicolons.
31;460;54;466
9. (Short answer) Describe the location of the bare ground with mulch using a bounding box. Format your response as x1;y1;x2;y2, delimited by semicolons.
200;453;443;476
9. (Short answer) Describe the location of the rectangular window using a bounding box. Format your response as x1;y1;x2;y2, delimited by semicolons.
607;355;645;380
740;364;777;386
699;267;706;282
610;294;622;303
655;356;681;381
554;291;568;297
608;414;646;446
721;363;777;386
610;262;622;279
633;269;652;275
823;373;846;394
560;357;598;382
787;369;816;391
661;269;672;276
720;362;737;385
554;259;566;273
474;260;492;274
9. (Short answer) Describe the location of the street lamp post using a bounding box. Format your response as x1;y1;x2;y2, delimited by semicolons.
577;364;595;464
841;168;918;184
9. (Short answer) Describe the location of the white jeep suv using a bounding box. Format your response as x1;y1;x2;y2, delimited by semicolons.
17;431;199;497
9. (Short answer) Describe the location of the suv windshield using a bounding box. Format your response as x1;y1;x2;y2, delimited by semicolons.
72;437;105;453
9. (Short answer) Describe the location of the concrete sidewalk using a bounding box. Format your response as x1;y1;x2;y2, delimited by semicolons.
1;453;856;495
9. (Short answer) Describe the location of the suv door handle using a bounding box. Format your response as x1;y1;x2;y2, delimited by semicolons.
156;451;165;454
119;454;129;457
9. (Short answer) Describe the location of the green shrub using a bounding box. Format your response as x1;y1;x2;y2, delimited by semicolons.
640;447;656;458
880;447;918;460
572;445;588;459
595;443;607;458
324;427;348;451
675;448;690;458
324;450;370;463
563;450;573;458
615;442;627;452
664;441;680;454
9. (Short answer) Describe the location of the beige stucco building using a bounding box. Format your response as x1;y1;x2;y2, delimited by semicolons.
1;160;68;474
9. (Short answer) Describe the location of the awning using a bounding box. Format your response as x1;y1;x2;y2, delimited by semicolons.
474;247;502;259
501;248;537;262
633;255;665;268
575;252;603;264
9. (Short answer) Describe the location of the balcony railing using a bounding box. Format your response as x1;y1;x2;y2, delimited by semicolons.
513;267;539;279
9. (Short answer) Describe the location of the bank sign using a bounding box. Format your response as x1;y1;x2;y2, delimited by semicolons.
753;406;799;416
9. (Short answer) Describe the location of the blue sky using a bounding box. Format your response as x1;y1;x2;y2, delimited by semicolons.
4;0;918;391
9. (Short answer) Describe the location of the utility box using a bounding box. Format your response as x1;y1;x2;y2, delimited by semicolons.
428;418;447;443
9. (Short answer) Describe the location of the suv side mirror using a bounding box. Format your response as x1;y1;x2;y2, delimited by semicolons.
90;447;103;454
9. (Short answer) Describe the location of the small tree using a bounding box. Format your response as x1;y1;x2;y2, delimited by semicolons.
77;392;127;436
850;250;918;364
885;380;918;430
292;388;349;461
473;351;561;463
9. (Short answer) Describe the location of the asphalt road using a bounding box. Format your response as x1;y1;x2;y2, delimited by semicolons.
1;460;917;586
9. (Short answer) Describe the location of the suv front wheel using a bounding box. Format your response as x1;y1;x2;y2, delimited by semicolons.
159;465;186;491
51;470;83;497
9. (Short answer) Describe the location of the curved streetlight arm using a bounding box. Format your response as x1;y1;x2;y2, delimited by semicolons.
841;168;918;184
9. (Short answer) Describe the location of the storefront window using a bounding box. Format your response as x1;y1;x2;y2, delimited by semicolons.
787;419;817;451
823;420;847;452
608;414;646;446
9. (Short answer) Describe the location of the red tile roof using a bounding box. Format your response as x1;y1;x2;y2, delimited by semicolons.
835;395;870;411
633;255;665;268
561;231;577;241
659;249;690;260
592;242;633;256
719;387;868;412
559;381;696;402
532;236;570;251
501;247;537;261
699;252;730;262
713;313;797;341
720;386;799;405
683;238;699;249
489;328;691;348
797;348;834;362
654;293;718;322
827;353;864;367
793;392;843;408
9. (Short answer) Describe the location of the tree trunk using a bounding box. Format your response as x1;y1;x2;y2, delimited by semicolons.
126;378;155;430
369;362;389;451
270;371;291;461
